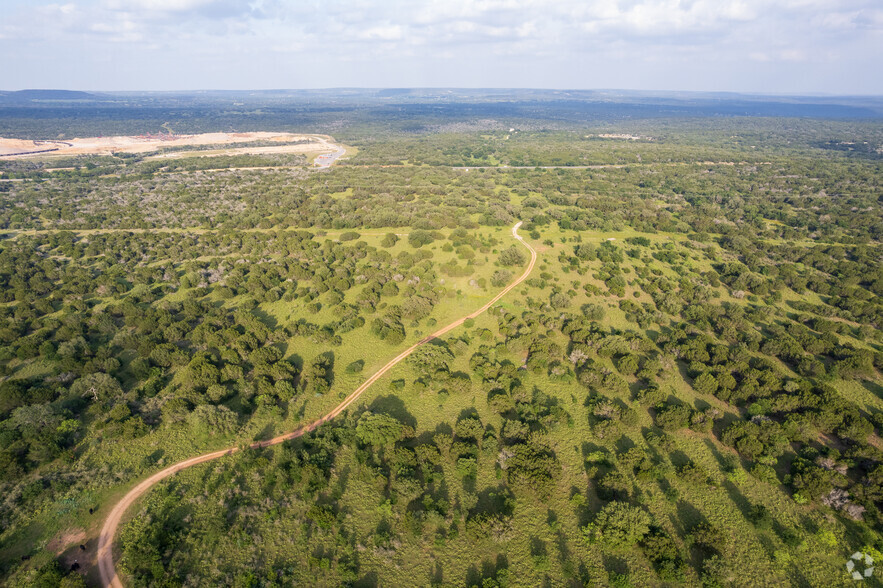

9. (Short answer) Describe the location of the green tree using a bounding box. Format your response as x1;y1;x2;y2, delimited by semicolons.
356;412;408;447
584;501;652;547
70;372;123;403
693;372;719;396
408;344;454;377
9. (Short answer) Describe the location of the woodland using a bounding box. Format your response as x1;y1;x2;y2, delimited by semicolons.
0;97;881;587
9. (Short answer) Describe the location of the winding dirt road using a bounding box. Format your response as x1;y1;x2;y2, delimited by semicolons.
97;221;536;587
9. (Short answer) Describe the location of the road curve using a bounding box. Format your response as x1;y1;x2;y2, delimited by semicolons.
97;221;536;588
313;143;346;168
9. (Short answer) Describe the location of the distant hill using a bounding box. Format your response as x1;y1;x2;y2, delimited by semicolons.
0;89;100;102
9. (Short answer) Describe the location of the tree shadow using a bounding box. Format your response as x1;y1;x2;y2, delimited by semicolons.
797;515;818;536
286;352;303;374
250;307;279;330
457;407;482;421
614;434;636;454
253;422;276;442
676;499;707;530
860;379;883;403
668;449;692;469
628;380;645;402
694;398;712;411
414;429;437;446
353;572;378;588
602;554;630;580
464;554;509;588
469;485;515;519
555;527;571;568
640;431;666;465
713;411;743;438
569;485;593;527
581;441;608;461
333;464;351;500
367;395;417;429
464;564;480;587
434;422;453;436
576;563;592;587
142;449;165;467
722;480;753;523
702;438;729;471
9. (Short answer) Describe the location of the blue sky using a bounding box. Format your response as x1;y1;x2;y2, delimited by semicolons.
2;0;881;93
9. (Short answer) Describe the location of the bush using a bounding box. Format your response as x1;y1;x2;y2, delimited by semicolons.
187;404;238;436
654;404;691;431
581;303;605;321
490;270;512;287
616;354;639;376
635;384;665;406
346;360;365;374
499;246;526;266
408;230;435;248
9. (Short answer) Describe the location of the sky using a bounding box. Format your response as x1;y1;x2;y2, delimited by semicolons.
1;0;882;94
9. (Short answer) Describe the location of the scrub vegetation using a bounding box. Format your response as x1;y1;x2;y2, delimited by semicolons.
0;95;882;587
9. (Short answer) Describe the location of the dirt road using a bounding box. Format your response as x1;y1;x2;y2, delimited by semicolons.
97;221;536;588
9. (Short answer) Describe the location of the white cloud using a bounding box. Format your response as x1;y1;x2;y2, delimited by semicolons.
780;48;807;62
1;0;881;92
357;25;403;41
104;0;217;11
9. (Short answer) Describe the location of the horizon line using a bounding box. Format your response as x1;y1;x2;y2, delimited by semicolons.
2;87;883;99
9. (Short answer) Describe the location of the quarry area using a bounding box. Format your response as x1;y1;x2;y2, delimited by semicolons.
0;132;334;159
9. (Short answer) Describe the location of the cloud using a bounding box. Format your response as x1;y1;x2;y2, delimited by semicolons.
1;0;881;92
10;0;882;47
104;0;217;11
103;0;262;18
356;25;403;41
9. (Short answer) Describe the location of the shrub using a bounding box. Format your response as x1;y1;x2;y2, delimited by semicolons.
408;230;434;248
499;246;526;266
491;270;512;287
187;404;238;436
346;360;365;374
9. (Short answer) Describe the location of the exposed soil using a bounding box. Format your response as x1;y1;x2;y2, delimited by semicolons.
47;527;86;555
0;132;334;159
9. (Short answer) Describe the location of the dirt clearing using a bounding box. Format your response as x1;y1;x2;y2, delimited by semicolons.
0;132;336;160
47;527;86;555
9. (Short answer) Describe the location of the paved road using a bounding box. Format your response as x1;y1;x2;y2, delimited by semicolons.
96;221;536;588
314;143;346;168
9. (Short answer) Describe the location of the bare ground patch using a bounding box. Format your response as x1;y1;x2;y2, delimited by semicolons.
47;527;86;554
0;132;336;160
